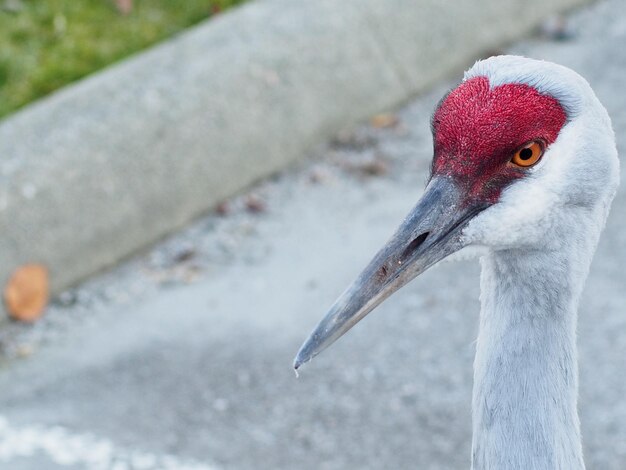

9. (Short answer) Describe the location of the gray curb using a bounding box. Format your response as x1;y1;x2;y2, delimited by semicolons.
0;0;588;313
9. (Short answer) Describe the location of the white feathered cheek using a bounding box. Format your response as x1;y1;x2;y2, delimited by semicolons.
461;167;559;250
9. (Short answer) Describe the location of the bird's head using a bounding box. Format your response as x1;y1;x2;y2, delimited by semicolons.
294;55;619;370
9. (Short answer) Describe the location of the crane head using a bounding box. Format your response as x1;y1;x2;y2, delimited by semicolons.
294;55;619;370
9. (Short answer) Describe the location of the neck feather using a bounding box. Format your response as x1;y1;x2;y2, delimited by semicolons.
472;248;588;470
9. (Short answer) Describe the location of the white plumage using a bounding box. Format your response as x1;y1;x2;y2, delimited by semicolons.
463;56;619;469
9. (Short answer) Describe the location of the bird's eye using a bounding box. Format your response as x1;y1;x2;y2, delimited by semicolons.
511;141;544;167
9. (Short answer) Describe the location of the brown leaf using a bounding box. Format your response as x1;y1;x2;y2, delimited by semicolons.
4;264;49;322
370;113;399;129
358;159;388;176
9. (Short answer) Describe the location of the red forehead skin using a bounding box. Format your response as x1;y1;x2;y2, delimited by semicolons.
431;76;567;204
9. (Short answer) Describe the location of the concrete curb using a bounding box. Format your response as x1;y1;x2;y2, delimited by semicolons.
0;0;588;313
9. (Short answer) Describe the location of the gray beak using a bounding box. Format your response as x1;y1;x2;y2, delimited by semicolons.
293;176;487;370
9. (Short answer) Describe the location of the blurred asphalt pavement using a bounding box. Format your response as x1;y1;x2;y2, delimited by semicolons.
1;1;625;469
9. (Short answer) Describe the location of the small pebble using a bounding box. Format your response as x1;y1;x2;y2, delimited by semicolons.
539;15;575;41
215;201;230;216
245;194;267;213
172;246;196;264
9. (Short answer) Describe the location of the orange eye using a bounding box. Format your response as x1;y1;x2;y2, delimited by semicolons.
511;141;544;167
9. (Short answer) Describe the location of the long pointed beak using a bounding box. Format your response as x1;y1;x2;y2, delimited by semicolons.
294;176;487;370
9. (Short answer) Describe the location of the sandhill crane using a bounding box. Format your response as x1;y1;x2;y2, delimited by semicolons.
294;55;620;469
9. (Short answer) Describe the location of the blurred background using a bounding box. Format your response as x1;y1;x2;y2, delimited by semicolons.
0;0;244;119
0;0;624;469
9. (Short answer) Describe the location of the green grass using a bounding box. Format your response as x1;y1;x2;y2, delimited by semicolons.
0;0;245;120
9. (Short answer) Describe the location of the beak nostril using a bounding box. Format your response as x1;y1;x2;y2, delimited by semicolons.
400;232;430;262
376;264;389;281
